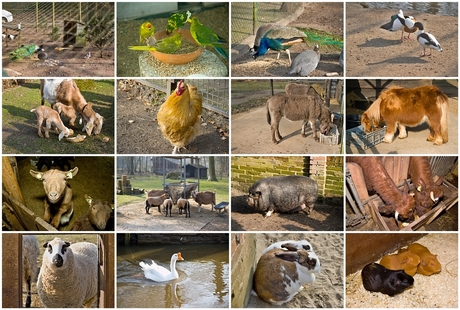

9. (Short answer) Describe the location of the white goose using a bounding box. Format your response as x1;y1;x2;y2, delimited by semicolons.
413;21;442;57
139;252;184;282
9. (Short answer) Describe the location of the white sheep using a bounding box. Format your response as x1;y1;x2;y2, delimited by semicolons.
37;238;98;308
22;235;39;308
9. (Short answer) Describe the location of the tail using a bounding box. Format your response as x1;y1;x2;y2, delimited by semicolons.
30;108;37;113
437;92;449;143
212;45;228;60
266;101;272;125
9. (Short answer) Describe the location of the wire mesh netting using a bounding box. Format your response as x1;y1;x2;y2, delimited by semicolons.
231;2;302;45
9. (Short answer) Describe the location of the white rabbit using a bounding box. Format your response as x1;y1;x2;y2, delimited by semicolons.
253;241;321;305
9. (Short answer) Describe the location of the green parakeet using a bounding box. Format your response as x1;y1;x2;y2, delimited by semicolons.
139;22;155;44
166;11;191;35
129;33;183;54
188;16;228;60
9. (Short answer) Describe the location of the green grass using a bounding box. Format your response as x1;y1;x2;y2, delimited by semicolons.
116;175;229;206
2;79;115;154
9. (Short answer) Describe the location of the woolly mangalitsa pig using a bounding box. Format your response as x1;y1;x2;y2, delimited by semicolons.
246;175;318;217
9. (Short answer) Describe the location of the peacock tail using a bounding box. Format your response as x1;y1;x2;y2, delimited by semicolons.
302;28;343;50
9;44;40;61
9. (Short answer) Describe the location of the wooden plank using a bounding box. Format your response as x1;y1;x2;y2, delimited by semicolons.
2;234;21;307
346;163;369;200
2;157;25;205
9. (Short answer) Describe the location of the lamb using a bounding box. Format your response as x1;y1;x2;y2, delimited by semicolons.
37;238;98;308
191;190;216;212
163;198;174;217
29;167;79;228
70;194;113;231
177;198;191;217
145;193;168;214
22;235;39;308
40;79;103;136
31;105;74;141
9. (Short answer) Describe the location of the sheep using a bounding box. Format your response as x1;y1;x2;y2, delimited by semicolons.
29;167;79;228
145;193;168;214
70;194;113;231
22;235;39;308
163;198;174;217
31;105;74;141
191;190;216;212
40;79;103;136
177;198;191;217
37;238;98;308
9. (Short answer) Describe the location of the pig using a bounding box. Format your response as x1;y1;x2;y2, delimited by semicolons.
246;175;318;217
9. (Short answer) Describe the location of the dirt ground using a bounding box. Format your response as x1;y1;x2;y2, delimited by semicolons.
231;188;343;231
231;2;344;77
346;3;458;77
116;79;229;154
116;200;229;231
2;27;114;77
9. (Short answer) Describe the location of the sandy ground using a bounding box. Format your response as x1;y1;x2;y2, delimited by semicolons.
116;201;229;232
231;2;344;77
245;233;344;308
346;233;458;308
346;3;458;77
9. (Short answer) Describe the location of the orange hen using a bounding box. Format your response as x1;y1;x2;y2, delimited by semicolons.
157;80;202;154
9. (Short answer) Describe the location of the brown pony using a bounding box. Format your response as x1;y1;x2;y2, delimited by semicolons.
361;85;449;145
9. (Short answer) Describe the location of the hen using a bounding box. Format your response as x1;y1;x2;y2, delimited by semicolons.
157;80;202;154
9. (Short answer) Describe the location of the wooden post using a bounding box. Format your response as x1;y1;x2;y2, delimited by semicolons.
2;156;25;205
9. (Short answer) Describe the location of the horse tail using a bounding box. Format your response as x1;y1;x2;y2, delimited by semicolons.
437;91;449;143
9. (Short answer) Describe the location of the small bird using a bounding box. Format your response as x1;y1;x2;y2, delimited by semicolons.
413;22;442;57
188;16;228;60
289;44;320;77
128;32;183;54
380;9;416;40
55;45;74;52
9;44;44;61
252;24;307;65
166;11;191;35
139;21;155;45
84;52;91;59
157;80;202;154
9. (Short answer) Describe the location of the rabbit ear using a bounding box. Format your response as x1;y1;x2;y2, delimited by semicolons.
280;243;299;251
275;252;299;263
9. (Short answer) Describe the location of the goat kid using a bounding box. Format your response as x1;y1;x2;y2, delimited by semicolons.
31;105;74;141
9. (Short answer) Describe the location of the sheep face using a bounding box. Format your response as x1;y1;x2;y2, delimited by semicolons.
43;238;71;270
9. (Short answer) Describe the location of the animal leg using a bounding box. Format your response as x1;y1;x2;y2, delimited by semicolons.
397;124;408;139
426;119;443;145
172;146;180;154
37;117;44;138
157;205;161;213
383;122;396;143
286;49;292;65
43;199;51;223
271;117;282;144
310;119;319;141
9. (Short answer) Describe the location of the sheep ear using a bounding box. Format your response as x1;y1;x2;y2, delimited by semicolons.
275;252;299;263
42;242;49;248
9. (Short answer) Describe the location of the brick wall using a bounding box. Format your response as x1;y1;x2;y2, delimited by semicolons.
230;233;256;308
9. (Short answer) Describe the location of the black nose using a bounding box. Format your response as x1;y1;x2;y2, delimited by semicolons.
52;254;64;267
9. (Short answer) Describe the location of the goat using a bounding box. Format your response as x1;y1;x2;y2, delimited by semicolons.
348;156;415;222
70;195;113;231
29;168;79;228
163;198;174;217
145;193;168;214
31;106;74;141
191;190;216;212
40;79;103;136
177;198;190;218
361;85;449;145
408;156;444;216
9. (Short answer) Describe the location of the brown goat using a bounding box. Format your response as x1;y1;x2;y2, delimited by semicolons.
402;243;441;276
29;167;79;228
361;85;449;145
145;193;168;214
191;190;216;212
348;156;415;222
31;105;74;140
408;156;444;216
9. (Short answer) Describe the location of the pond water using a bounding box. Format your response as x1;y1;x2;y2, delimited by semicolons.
365;2;457;16
117;242;229;308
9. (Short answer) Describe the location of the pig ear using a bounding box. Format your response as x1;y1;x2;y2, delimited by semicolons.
275;252;299;263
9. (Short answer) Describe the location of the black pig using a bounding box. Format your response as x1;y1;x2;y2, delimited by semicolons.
246;175;318;217
361;263;414;296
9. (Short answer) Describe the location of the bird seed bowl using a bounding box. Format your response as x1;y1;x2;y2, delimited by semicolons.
150;29;204;65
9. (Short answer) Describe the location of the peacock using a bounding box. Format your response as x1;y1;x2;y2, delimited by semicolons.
9;44;44;61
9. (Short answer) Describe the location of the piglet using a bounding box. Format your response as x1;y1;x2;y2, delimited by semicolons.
361;263;414;297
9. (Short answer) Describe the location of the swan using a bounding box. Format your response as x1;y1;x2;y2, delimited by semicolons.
139;252;184;282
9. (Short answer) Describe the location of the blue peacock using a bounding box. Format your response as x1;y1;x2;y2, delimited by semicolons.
9;44;45;61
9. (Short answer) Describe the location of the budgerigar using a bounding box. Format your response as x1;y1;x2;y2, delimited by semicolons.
129;32;183;54
139;22;155;45
166;11;191;35
188;16;228;60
